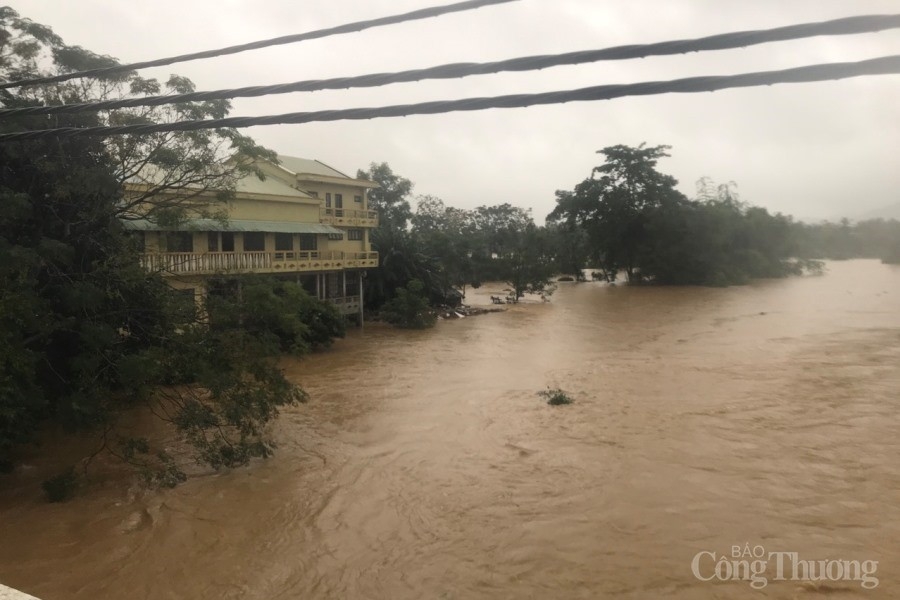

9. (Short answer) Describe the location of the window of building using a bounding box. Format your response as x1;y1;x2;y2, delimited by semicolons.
275;232;294;251
347;229;363;241
327;233;344;241
325;192;332;208
299;234;317;251
243;232;265;252
334;194;343;208
164;232;193;253
208;232;219;252
354;195;363;203
221;232;235;252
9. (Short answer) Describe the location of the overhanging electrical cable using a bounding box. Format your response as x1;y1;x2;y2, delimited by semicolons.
1;55;897;143
1;14;898;119
0;0;518;90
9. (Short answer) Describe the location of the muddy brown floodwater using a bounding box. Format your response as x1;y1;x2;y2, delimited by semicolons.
1;260;900;599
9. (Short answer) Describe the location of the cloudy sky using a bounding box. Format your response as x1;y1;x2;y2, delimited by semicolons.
14;0;900;222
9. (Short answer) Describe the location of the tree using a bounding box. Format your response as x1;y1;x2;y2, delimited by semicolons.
411;195;475;296
381;280;437;329
357;162;413;231
501;223;557;300
551;148;825;286
549;144;686;281
0;10;324;488
1;7;276;228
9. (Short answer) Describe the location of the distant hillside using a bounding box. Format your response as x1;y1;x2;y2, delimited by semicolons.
857;202;900;222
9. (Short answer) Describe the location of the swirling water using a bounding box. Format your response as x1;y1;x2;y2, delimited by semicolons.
1;260;899;599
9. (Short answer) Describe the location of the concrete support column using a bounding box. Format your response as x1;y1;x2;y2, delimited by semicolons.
358;271;364;329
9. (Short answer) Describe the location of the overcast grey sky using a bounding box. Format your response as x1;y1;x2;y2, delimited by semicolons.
14;0;900;222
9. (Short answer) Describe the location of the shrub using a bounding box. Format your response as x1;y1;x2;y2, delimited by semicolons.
381;280;437;329
538;388;574;406
42;466;79;502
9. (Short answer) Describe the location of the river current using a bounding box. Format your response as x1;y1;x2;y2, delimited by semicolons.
1;259;899;599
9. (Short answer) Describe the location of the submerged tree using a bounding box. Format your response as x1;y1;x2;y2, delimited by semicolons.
549;144;686;282
381;279;437;329
550;146;824;286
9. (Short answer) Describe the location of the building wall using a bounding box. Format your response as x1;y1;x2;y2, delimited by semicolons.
226;197;320;222
300;182;369;210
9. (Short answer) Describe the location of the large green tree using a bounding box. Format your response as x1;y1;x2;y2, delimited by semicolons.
550;146;826;286
548;144;686;282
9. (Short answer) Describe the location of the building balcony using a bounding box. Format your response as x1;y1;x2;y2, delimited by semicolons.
319;208;378;228
141;250;379;276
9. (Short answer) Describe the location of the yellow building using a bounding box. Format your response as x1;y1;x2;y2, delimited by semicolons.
124;155;379;322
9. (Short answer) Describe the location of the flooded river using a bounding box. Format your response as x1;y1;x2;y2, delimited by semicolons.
1;260;899;599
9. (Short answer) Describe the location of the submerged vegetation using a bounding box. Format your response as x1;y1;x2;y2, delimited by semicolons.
380;279;438;329
361;145;896;319
548;145;826;286
538;388;574;406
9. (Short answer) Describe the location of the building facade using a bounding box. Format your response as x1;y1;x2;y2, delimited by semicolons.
124;155;379;322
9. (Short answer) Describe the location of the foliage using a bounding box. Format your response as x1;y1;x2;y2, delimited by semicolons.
790;218;900;263
549;144;686;282
538;388;574;406
41;466;79;503
357;162;413;231
494;223;557;300
0;6;276;228
207;276;346;355
0;11;335;493
550;145;826;286
381;280;437;329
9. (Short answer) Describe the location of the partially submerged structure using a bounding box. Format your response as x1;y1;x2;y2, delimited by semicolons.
123;155;379;322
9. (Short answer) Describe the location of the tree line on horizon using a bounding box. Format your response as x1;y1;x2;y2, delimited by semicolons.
358;144;898;309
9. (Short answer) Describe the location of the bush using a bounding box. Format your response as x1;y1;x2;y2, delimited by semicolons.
42;466;79;502
381;279;437;329
538;388;574;406
207;276;346;355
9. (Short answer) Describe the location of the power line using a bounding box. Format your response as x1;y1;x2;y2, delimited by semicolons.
1;14;897;119
0;0;518;91
1;55;897;143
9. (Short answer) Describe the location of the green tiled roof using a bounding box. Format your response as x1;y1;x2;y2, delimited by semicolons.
122;219;343;235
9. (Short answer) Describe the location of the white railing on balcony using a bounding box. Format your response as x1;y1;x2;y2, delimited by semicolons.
327;295;362;314
141;251;379;275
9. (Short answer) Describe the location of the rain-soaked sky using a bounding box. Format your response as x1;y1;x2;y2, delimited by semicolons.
15;0;900;222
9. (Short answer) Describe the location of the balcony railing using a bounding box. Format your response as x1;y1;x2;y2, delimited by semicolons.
320;207;378;227
141;250;379;275
327;295;362;314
